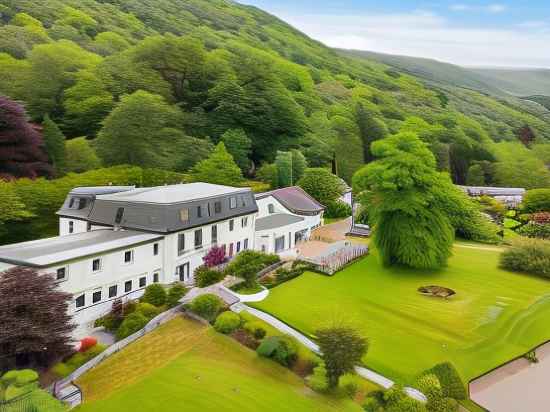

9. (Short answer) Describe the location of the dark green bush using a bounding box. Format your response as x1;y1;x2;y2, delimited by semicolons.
500;238;550;278
52;344;107;378
522;189;550;213
213;311;241;334
141;284;167;307
225;250;280;286
195;265;224;288
166;284;187;307
116;312;149;340
256;335;298;367
189;293;224;322
422;362;466;400
324;200;352;219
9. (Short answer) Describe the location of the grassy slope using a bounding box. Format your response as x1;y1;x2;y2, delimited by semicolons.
75;316;361;412
471;68;550;97
337;49;502;95
253;243;550;384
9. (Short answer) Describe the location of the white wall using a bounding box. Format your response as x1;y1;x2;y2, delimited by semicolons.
59;218;106;236
163;212;257;286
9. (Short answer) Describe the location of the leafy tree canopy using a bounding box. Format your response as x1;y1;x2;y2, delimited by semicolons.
190;142;243;186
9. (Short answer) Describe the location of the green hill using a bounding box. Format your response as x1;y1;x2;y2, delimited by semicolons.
472;68;550;97
337;49;502;95
0;0;549;187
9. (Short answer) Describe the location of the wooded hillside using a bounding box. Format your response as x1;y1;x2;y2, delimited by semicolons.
1;0;549;188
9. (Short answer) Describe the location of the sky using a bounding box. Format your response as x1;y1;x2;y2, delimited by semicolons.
239;0;550;68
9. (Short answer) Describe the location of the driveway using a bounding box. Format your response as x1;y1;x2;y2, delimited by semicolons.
470;342;550;411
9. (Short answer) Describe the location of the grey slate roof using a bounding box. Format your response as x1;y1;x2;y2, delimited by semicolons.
57;186;135;220
88;183;258;233
0;229;162;268
255;186;324;216
255;213;304;231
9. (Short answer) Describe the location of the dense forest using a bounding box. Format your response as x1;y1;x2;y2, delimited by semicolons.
1;0;550;189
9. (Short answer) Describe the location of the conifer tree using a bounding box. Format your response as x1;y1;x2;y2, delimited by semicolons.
42;114;66;174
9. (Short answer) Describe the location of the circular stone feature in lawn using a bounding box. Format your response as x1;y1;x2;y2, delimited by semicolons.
418;285;456;298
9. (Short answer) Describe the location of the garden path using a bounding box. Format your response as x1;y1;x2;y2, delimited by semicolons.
231;303;427;403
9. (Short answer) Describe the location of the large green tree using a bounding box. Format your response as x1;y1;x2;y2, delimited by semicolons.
95;90;186;169
190;142;243;186
64;137;102;173
42;115;66;174
297;168;345;206
221;128;252;174
353;132;455;269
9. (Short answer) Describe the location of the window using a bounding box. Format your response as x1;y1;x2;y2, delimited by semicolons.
241;217;248;227
69;221;74;234
92;258;101;272
236;241;241;253
139;277;146;288
56;267;66;281
87;222;92;231
179;208;189;223
275;236;285;253
115;207;124;224
222;244;227;255
194;229;202;249
214;201;222;214
78;198;87;210
230;197;237;209
241;195;248;207
75;294;85;308
244;238;249;250
92;290;102;304
229;243;234;256
69;198;75;208
125;280;132;293
178;233;185;255
153;272;159;283
124;250;133;263
197;205;203;218
207;203;212;217
229;219;234;231
268;204;275;214
211;225;217;244
153;243;159;256
108;285;118;298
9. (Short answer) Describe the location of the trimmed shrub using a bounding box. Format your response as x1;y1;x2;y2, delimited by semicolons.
422;362;466;400
226;250;280;286
79;337;97;352
52;344;107;378
243;321;267;339
189;294;224;322
363;396;384;412
307;362;329;392
195;265;224;288
363;386;427;412
0;369;38;387
136;302;162;320
522;188;550;213
141;284;167;307
116;312;149;340
500;238;550;278
324;200;352;219
517;222;550;239
166;284;187;308
256;335;298;367
214;311;241;334
340;373;359;398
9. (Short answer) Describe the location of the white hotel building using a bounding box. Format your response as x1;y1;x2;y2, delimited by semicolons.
0;183;323;336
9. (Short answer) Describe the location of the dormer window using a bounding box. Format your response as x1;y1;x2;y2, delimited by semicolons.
268;204;275;214
69;198;75;208
214;201;221;214
78;198;88;210
115;207;124;225
230;197;237;209
179;208;189;223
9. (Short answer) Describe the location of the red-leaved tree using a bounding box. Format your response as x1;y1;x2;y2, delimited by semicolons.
517;125;536;147
0;96;52;179
0;266;75;371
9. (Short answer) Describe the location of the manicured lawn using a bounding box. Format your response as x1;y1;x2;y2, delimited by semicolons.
75;316;361;412
253;243;550;384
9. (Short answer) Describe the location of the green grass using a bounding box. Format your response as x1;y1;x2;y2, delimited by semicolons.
252;243;550;384
75;316;361;412
230;282;264;295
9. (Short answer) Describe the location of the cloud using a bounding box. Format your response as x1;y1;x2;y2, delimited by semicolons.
450;3;507;13
274;11;550;67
